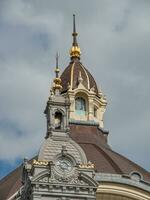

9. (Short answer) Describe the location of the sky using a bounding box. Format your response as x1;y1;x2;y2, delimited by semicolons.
0;0;150;179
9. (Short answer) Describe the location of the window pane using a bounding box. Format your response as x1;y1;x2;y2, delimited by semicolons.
75;97;86;115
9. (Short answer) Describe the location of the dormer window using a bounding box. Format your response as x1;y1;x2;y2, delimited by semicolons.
75;97;86;115
54;112;63;130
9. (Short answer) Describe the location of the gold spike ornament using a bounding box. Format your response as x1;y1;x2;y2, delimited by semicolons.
70;14;81;59
52;53;62;92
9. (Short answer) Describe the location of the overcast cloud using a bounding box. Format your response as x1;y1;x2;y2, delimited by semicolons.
0;0;150;178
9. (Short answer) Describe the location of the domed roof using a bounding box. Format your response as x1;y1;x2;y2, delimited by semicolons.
61;59;99;95
70;124;150;180
60;14;99;95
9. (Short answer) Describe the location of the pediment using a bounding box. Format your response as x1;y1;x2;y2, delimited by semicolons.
31;168;98;188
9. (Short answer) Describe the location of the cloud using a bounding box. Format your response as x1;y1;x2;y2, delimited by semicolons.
0;61;48;160
0;0;150;177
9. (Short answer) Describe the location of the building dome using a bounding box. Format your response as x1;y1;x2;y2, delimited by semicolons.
59;16;107;128
0;15;150;200
61;15;99;95
61;59;99;95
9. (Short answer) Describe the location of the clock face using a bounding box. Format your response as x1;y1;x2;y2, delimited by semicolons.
56;158;73;173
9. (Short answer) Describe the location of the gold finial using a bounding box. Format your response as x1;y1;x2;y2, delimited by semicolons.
70;14;81;59
52;53;62;93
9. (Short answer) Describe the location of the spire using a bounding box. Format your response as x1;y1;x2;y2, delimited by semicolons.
72;14;78;46
52;53;62;95
70;14;81;60
55;52;59;78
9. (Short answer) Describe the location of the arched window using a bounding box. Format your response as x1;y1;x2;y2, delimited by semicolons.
54;112;63;130
75;97;86;115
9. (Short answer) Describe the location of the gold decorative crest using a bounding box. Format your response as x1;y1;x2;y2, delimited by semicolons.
33;159;49;166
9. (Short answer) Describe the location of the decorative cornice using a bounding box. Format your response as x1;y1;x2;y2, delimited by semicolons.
95;173;150;192
69;119;99;126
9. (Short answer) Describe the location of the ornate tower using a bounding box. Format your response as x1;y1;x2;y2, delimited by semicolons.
21;45;98;199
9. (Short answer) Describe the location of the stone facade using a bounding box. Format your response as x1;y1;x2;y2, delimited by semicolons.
21;80;98;200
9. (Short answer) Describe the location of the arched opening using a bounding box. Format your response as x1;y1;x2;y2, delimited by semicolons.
75;97;86;115
54;112;63;130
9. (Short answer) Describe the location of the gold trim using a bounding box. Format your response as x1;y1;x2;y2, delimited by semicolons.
80;63;90;90
70;46;81;58
79;162;94;169
53;77;62;90
70;62;75;89
55;68;60;73
33;159;49;166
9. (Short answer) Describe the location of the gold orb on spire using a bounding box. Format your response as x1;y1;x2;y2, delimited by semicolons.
70;45;81;58
53;77;62;90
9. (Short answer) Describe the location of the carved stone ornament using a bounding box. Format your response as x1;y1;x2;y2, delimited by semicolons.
53;169;79;184
33;159;49;166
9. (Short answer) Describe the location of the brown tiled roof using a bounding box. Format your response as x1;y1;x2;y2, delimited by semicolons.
61;60;99;94
0;165;22;200
0;124;150;199
0;157;37;200
69;124;150;182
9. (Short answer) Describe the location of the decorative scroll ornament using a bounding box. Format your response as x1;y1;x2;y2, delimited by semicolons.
79;161;95;169
33;159;49;166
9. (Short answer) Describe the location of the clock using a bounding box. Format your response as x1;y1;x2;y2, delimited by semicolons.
56;157;73;173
